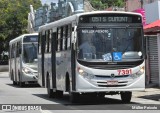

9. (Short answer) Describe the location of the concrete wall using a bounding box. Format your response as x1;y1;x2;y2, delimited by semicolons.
157;34;160;87
144;1;160;24
0;65;9;72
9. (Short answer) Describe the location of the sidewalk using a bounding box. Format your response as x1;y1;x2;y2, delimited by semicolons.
0;65;8;72
133;88;160;102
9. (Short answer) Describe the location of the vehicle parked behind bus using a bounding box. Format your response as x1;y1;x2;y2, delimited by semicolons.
38;11;145;103
9;33;38;87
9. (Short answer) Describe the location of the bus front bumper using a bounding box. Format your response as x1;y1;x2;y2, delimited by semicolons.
75;73;145;93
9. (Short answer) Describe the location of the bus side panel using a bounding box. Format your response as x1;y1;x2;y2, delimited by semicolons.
55;50;71;91
44;53;52;87
38;54;43;86
9;47;11;79
48;54;52;88
15;57;20;82
56;52;62;90
10;58;15;80
38;35;45;87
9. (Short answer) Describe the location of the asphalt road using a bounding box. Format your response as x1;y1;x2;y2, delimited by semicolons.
0;72;159;113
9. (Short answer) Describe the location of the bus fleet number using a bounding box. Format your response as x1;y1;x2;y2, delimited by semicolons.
117;69;132;75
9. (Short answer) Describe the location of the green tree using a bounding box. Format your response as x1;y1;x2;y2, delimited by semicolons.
0;0;42;60
88;0;125;10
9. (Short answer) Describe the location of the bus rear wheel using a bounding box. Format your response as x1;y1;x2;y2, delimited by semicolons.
13;81;17;85
19;82;25;87
56;90;63;98
120;91;132;103
11;71;17;85
47;77;55;98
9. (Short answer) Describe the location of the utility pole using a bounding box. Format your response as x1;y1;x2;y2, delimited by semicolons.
124;0;127;11
140;0;143;8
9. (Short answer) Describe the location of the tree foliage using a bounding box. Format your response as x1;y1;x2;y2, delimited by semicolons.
0;0;42;54
88;0;125;10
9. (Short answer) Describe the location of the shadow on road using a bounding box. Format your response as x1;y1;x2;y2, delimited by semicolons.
6;83;41;88
33;93;136;105
32;93;137;110
139;94;160;101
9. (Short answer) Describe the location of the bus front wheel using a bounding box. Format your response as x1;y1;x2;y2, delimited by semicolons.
68;81;79;103
70;92;79;103
120;91;132;103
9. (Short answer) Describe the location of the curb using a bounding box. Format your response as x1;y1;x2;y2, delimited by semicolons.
0;65;9;72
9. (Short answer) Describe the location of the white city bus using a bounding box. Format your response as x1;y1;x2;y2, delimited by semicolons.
38;11;145;103
9;33;38;87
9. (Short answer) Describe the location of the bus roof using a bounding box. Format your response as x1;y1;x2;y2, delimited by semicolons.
9;33;38;45
38;11;142;32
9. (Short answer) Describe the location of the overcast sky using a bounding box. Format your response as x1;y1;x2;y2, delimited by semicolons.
41;0;58;5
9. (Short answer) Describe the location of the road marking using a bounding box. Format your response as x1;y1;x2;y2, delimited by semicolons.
40;110;53;113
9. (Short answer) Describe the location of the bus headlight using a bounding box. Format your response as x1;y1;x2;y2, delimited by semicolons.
22;67;33;75
131;66;144;79
78;68;94;80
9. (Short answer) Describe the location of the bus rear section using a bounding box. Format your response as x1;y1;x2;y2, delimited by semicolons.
9;33;38;87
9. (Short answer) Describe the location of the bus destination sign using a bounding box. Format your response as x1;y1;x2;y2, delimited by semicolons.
23;36;38;42
90;17;131;23
79;14;142;23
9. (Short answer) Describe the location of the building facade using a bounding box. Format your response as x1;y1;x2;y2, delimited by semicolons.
126;0;160;87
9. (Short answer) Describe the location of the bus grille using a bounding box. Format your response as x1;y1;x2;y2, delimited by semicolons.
98;84;127;87
96;81;128;87
95;75;129;78
87;65;135;69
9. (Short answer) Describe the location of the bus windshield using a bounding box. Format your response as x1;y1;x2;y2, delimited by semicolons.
77;27;143;62
23;43;38;63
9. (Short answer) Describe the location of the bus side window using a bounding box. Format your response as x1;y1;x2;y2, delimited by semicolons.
16;42;18;57
49;30;52;53
38;33;42;54
65;25;68;50
57;28;61;51
19;43;21;54
11;44;15;58
60;27;63;51
9;45;12;59
56;29;58;51
62;26;66;50
45;31;47;53
45;30;50;53
67;24;71;50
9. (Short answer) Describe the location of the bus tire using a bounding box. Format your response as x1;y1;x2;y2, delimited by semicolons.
120;91;132;103
18;72;25;87
97;93;105;98
19;82;25;87
13;81;17;85
47;76;55;98
69;84;79;103
12;71;17;85
70;92;79;103
56;90;63;98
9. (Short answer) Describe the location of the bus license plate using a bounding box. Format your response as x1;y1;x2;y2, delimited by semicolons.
107;81;118;85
